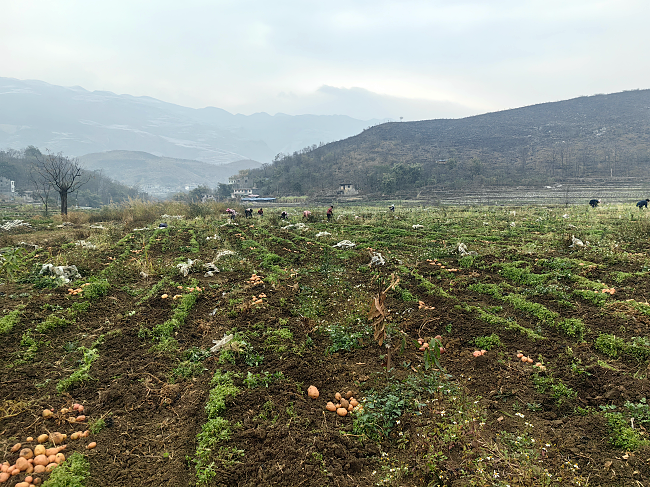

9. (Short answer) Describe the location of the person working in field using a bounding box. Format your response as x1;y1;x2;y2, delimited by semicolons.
280;211;288;220
245;208;253;218
326;206;333;222
303;210;312;219
637;199;650;209
257;208;264;217
589;199;600;208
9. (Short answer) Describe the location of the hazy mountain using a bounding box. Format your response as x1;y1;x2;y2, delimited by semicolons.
0;77;380;164
247;89;650;196
78;150;261;195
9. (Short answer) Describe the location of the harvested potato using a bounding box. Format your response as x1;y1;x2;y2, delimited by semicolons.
86;442;97;450
19;448;33;459
41;410;53;419
339;398;349;409
336;408;348;417
325;402;336;412
33;445;45;456
11;443;21;453
334;392;341;401
45;446;65;456
15;457;29;471
33;465;46;474
345;390;354;399
70;432;81;441
307;385;319;399
76;415;86;422
49;432;66;444
54;453;65;464
0;472;9;482
350;398;359;407
33;456;48;467
45;463;57;472
37;435;48;444
26;437;33;442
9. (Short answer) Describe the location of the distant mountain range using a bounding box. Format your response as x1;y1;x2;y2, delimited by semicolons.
78;151;262;196
0;77;380;165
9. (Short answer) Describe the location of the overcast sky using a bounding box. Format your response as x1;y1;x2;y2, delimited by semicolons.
1;0;648;121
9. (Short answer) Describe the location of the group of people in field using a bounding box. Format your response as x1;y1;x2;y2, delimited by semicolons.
589;199;650;209
231;206;335;221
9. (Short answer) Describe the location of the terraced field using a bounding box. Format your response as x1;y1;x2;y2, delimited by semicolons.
2;202;650;486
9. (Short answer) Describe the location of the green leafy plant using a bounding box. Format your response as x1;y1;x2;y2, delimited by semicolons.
193;370;239;485
605;412;649;450
473;333;501;350
0;306;23;334
326;323;370;354
42;452;90;487
89;417;106;434
57;347;99;392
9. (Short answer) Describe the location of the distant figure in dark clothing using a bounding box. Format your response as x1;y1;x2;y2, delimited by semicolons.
159;222;168;228
244;208;253;218
280;211;288;220
637;199;650;209
257;208;264;217
326;206;333;222
589;199;600;208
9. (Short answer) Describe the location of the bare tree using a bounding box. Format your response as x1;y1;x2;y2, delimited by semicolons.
31;151;90;215
29;166;54;216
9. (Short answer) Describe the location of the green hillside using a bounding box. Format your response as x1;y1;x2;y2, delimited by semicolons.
246;90;650;196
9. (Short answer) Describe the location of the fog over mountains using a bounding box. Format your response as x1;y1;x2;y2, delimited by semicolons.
0;77;380;165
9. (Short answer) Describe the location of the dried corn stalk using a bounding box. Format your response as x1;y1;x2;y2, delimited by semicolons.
367;274;399;346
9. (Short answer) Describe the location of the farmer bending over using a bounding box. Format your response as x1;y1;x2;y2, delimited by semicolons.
589;199;600;208
637;199;650;209
257;208;264;217
280;211;288;220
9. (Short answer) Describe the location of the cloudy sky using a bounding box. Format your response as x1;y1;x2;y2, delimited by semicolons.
1;0;648;121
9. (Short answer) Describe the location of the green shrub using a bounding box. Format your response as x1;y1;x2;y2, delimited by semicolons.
605;412;649;450
83;278;110;301
394;285;418;302
36;314;73;333
557;318;586;340
193;370;239;485
326;323;371;354
57;347;99;392
595;334;625;358
42;452;89;487
473;334;501;350
0;307;22;334
572;289;608;306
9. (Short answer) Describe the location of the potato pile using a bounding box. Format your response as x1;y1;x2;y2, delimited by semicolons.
0;403;97;485
418;335;445;353
516;353;546;371
247;274;264;286
324;390;360;417
67;283;91;296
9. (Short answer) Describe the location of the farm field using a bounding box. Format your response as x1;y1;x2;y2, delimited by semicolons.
2;202;650;486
